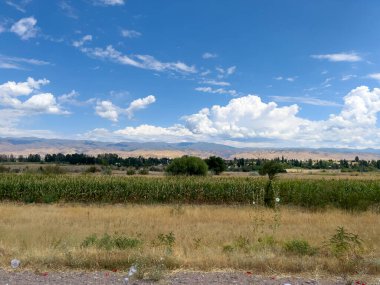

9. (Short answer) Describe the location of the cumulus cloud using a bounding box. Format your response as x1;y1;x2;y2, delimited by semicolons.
78;44;196;73
202;52;217;59
87;86;380;148
0;77;67;115
126;95;156;119
95;100;119;122
311;52;362;62
216;66;236;79
10;17;38;40
195;86;237;96
95;95;156;121
121;29;141;38
275;76;297;82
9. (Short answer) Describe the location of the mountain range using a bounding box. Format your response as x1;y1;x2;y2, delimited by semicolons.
1;137;380;160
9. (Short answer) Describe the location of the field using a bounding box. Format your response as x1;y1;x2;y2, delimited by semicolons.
0;174;380;211
0;203;379;277
0;172;379;281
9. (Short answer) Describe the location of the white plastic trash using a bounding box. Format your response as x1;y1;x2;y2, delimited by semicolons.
128;265;137;276
11;259;20;269
124;277;129;284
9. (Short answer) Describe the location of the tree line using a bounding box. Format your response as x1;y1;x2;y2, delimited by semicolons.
1;153;380;172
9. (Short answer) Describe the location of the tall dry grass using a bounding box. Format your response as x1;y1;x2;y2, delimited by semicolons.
0;203;379;275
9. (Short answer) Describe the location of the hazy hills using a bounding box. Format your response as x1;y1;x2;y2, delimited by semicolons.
1;137;380;161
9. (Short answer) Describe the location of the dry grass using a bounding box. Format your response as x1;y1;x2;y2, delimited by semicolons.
0;203;379;275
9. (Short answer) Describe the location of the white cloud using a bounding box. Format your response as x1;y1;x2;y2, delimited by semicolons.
311;52;362;62
195;87;238;96
59;1;78;19
201;80;230;86
87;86;380;148
0;24;5;33
202;52;217;59
0;55;50;70
270;96;341;107
126;95;156;119
79;45;196;73
368;73;380;81
95;100;119;122
6;0;32;13
10;17;38;40
72;34;92;47
0;77;67;114
275;76;297;82
216;66;236;78
342;74;357;81
121;29;141;38
95;95;156;121
93;0;125;6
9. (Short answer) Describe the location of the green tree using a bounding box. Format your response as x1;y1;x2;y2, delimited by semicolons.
259;161;286;207
166;156;208;176
205;156;226;175
258;160;285;180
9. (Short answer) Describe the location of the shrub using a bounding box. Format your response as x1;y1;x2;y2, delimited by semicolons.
284;239;317;256
166;156;208;176
327;227;362;258
81;233;142;250
85;166;99;173
126;168;136;175
39;165;65;175
0;166;10;173
138;168;149;175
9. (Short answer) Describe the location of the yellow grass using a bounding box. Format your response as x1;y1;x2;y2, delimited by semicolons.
0;203;379;276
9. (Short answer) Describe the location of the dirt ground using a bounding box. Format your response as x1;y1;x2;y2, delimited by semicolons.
0;270;378;285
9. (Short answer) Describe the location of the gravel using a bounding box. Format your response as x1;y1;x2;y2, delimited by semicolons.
0;269;375;285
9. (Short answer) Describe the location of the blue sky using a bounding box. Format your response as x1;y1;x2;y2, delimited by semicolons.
1;0;380;148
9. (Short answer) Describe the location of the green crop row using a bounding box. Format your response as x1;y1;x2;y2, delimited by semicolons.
0;174;379;211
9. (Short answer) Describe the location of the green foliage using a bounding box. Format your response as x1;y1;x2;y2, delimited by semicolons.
327;227;362;258
0;174;380;210
39;165;66;175
0;165;10;173
101;166;112;175
155;232;175;254
166;156;208;176
85;166;99;173
204;156;226;175
81;233;142;250
126;168;136;175
138;168;149;175
259;161;286;180
284;239;317;256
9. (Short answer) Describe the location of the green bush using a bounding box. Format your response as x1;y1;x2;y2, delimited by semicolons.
138;168;149;175
81;233;142;250
85;166;99;173
166;156;208;176
284;239;317;256
126;168;136;175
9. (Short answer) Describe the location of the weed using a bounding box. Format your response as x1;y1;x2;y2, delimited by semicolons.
327;226;363;258
284;239;317;256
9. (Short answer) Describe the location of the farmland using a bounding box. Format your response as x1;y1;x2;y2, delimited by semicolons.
0;171;379;281
0;174;379;211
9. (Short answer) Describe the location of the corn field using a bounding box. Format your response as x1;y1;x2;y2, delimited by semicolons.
0;174;379;210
